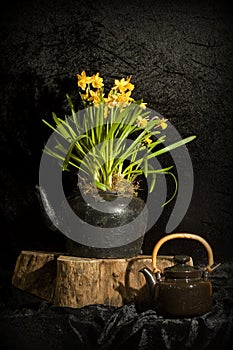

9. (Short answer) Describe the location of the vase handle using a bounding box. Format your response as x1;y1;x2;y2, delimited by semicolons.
152;233;221;273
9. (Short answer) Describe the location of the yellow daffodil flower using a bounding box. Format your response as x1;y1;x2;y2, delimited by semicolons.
81;89;90;101
77;71;93;90
116;90;133;104
88;89;102;106
91;72;104;89
114;76;135;93
125;76;134;91
144;137;152;145
139;102;147;109
104;89;119;107
114;78;129;93
160;118;168;130
154;116;168;130
136;116;148;127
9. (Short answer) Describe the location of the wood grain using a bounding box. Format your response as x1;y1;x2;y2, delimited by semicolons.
12;251;193;308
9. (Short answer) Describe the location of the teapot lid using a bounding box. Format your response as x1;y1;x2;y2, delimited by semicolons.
164;255;201;279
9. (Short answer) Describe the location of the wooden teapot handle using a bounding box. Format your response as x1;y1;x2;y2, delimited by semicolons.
152;233;220;273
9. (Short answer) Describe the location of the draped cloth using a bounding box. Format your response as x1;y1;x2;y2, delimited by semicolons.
0;263;232;350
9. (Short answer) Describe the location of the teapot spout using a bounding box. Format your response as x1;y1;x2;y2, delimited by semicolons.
139;267;157;292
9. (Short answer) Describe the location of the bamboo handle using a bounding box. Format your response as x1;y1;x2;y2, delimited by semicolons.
152;233;218;273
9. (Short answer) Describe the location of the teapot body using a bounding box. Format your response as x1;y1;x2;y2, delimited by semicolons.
155;276;212;317
139;233;220;318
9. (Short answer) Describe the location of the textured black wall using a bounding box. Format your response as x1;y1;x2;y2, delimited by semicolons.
1;0;233;274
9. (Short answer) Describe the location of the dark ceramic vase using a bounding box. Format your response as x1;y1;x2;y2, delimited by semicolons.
65;190;148;258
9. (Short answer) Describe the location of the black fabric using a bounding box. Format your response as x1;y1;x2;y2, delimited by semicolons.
0;263;232;350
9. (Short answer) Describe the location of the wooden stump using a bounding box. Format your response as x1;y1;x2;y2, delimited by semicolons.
12;251;193;308
11;251;61;302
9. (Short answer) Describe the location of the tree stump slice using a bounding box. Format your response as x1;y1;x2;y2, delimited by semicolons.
12;250;62;302
12;251;193;308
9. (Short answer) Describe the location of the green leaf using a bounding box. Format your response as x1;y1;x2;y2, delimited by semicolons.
153;136;196;157
95;180;110;191
162;172;178;206
149;173;156;193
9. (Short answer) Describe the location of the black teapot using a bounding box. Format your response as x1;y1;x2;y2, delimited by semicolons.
140;233;221;317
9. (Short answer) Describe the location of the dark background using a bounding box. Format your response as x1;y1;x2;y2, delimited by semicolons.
0;0;233;278
1;1;233;349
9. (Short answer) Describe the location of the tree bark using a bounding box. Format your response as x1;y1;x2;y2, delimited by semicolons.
12;251;193;308
12;250;61;302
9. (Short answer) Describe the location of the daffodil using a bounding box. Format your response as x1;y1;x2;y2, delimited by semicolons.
77;71;93;90
81;89;90;101
154;116;168;130
116;90;133;104
160;118;168;130
104;89;119;107
136;116;148;127
144;137;152;145
139;102;147;109
114;78;129;93
88;89;102;106
91;72;104;89
113;76;135;93
125;76;134;91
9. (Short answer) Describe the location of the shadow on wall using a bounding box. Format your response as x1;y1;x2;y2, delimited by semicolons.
0;69;77;272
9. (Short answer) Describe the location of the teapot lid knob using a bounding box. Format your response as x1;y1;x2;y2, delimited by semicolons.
174;255;190;264
165;254;199;278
